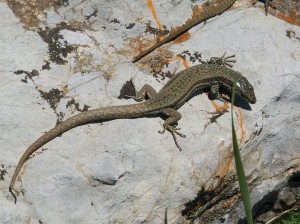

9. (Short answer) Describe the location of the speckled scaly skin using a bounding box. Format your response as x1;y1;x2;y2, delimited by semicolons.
9;61;256;203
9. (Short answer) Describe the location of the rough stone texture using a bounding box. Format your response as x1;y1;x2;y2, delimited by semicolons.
89;153;127;185
0;0;299;223
266;0;300;26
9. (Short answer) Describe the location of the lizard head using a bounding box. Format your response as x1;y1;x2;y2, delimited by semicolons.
234;74;256;104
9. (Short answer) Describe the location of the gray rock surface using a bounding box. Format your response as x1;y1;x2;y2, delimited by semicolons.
89;153;127;185
0;0;299;223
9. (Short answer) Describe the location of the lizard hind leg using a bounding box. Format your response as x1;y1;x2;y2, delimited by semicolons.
158;108;186;151
124;80;158;102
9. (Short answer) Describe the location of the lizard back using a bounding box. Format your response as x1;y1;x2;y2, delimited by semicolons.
144;64;256;110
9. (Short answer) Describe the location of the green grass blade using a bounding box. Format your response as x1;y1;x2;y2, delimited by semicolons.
231;79;253;224
275;211;300;224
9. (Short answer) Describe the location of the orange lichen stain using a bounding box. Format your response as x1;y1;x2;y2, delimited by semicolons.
6;0;60;29
188;4;204;23
203;92;229;112
165;55;190;69
172;29;191;44
133;34;156;55
172;0;238;44
181;57;190;68
62;86;69;94
170;5;203;44
277;10;300;27
214;154;233;179
166;56;179;63
234;106;246;144
127;34;159;63
222;194;240;209
176;55;190;68
147;0;164;40
210;100;229;112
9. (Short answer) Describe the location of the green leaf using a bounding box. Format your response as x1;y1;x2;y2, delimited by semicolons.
275;211;300;224
231;79;253;224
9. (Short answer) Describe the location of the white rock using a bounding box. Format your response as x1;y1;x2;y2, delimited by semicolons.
0;0;299;223
89;153;127;185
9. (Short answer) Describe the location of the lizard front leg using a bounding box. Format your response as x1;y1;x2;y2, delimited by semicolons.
208;83;228;102
125;82;187;150
158;108;186;151
205;52;236;68
125;80;158;102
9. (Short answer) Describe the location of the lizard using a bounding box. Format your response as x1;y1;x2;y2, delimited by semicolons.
132;0;274;62
9;55;256;203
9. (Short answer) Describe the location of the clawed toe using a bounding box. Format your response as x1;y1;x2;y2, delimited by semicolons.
159;124;185;151
207;52;236;68
173;128;186;138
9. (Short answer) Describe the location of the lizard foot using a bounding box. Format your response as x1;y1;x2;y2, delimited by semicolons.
207;52;236;68
159;125;186;151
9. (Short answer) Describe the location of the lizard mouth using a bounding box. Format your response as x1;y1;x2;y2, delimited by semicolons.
222;89;256;104
241;93;256;104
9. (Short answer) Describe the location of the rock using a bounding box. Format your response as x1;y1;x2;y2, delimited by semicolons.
0;0;299;223
89;153;127;185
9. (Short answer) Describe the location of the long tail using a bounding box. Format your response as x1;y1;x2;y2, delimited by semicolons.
9;103;148;202
132;0;236;62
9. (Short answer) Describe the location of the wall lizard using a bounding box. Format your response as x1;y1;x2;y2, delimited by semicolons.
9;56;256;203
132;0;273;62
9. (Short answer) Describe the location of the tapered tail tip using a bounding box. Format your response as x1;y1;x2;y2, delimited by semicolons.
9;186;17;204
